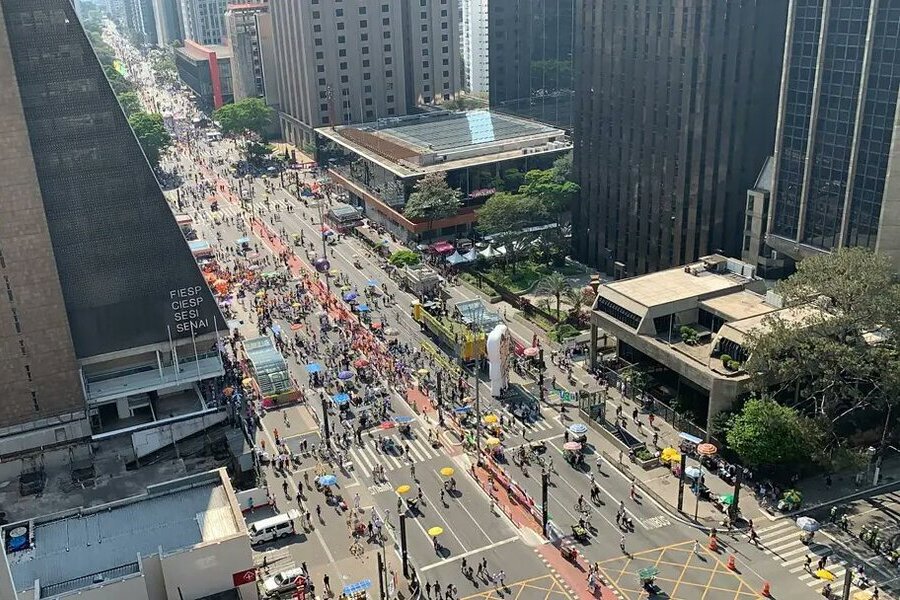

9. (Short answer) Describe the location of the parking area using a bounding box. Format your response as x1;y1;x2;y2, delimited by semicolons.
595;541;761;600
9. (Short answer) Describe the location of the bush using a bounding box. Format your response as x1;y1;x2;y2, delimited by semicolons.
634;447;654;461
720;354;733;365
680;326;699;345
549;323;579;342
728;360;742;371
389;249;420;267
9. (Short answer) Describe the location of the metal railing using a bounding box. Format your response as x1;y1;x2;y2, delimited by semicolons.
40;562;140;598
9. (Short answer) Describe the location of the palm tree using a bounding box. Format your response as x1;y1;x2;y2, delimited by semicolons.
564;287;586;322
536;272;571;319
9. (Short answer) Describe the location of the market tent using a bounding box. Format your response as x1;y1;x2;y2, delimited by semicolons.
431;240;454;253
479;244;499;259
463;248;478;262
446;251;469;265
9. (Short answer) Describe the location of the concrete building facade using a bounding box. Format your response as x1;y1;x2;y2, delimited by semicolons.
225;3;278;104
271;0;461;148
765;0;900;272
460;0;488;93
180;0;227;45
572;0;788;277
175;40;233;111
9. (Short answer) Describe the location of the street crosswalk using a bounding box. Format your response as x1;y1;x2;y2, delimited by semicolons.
755;520;867;594
489;405;556;435
347;434;443;478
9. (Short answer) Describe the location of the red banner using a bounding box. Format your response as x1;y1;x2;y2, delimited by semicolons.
232;568;257;587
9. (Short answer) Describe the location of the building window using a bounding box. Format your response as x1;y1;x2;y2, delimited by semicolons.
423;73;429;80
339;49;347;57
364;72;371;80
387;94;394;102
316;51;324;59
364;85;372;92
318;78;326;85
363;59;370;67
388;108;395;115
358;6;366;13
321;103;328;111
423;85;430;91
338;35;346;43
383;31;391;39
335;8;343;16
337;22;345;30
362;46;370;54
359;19;367;28
420;11;426;19
382;4;389;12
384;44;391;51
365;98;373;105
422;48;429;55
322;116;330;124
312;10;320;18
340;61;348;70
385;69;392;77
313;24;321;32
320;91;327;99
385;57;392;65
361;33;368;41
423;96;431;102
317;65;325;72
366;110;374;119
423;60;429;67
315;38;323;46
383;17;390;26
340;75;349;83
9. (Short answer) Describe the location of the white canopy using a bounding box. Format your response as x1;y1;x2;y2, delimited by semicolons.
479;245;499;259
463;248;478;262
446;251;469;265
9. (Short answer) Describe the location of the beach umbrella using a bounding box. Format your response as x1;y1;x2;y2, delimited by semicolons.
427;526;444;537
343;291;358;301
563;442;583;451
242;377;253;386
366;279;379;287
719;494;735;506
306;363;322;373
356;304;370;312
440;467;455;477
523;346;539;357
454;406;471;414
396;484;411;495
638;566;659;580
353;358;370;368
318;475;337;486
660;447;680;463
393;415;414;424
486;437;501;447
567;423;588;435
417;368;429;376
796;517;820;532
483;414;498;424
684;466;702;480
333;393;350;405
815;569;836;581
338;370;354;380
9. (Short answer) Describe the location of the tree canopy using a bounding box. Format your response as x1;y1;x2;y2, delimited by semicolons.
388;249;420;267
517;167;579;215
103;64;132;95
117;91;142;117
536;272;571;316
744;248;899;449
475;191;546;236
213;98;275;138
725;396;823;470
403;173;462;222
127;112;171;167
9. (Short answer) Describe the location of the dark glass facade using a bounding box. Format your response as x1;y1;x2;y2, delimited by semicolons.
572;0;788;276
488;0;575;130
771;0;900;254
3;0;222;358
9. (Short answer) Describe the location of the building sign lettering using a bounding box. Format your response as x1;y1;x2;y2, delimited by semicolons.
169;286;210;333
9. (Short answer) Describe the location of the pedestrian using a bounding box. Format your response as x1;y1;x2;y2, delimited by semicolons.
692;540;700;555
323;574;331;594
620;534;627;554
425;581;432;599
316;504;322;521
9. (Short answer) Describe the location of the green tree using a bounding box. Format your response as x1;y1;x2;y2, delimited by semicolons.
552;151;573;182
245;141;274;164
117;91;142;117
103;64;132;95
389;249;420;267
127;112;171;167
744;248;900;448
213;98;275;138
564;286;590;325
402;173;462;224
726;396;824;470
475;192;545;236
536;272;571;318
518;167;580;216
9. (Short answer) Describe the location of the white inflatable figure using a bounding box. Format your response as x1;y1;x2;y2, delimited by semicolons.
486;324;510;398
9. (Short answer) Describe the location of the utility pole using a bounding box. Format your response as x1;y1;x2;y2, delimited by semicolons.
538;347;545;405
377;551;387;600
321;394;331;445
400;514;409;578
436;373;444;426
542;470;549;537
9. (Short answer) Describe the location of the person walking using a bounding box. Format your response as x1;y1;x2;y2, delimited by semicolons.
323;574;331;595
620;534;627;554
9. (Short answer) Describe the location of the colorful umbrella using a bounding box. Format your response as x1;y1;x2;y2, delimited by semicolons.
393;415;414;424
568;423;588;435
356;304;370;312
783;489;803;505
343;291;358;301
338;370;354;380
684;466;702;480
318;475;337;486
242;377;253;386
333;393;350;405
353;358;370;368
563;442;583;451
719;494;735;506
427;526;444;537
815;569;835;581
486;437;501;447
306;363;321;373
638;566;659;580
483;414;498;424
440;467;455;477
523;346;539;357
396;485;411;495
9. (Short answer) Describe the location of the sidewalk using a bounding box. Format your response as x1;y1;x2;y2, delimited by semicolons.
492;299;900;527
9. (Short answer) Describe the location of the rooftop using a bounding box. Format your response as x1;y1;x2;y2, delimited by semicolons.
179;41;232;61
317;110;570;178
605;263;750;308
700;291;775;322
5;470;240;597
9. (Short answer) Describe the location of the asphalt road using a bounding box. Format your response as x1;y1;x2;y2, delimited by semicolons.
108;27;870;598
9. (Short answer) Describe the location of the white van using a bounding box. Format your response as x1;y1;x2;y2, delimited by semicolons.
262;566;307;597
248;510;299;545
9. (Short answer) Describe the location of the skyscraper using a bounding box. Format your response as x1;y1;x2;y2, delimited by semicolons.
460;0;488;93
487;0;575;130
152;0;184;46
572;0;788;276
0;0;224;454
765;0;900;270
270;0;460;147
180;0;226;45
226;3;278;103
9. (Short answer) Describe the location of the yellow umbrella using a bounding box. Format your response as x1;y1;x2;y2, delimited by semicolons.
242;377;253;386
853;592;874;600
417;368;429;376
396;484;411;495
440;467;455;477
427;526;444;537
483;414;498;424
660;447;679;462
815;569;836;581
292;302;302;308
486;437;501;447
255;290;266;297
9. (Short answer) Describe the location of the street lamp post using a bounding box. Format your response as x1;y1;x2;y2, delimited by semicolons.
399;514;409;578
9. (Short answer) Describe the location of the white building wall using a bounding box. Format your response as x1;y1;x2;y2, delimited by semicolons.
460;0;488;93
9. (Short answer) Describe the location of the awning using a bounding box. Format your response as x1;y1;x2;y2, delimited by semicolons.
679;432;703;445
431;241;454;253
446;251;469;265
